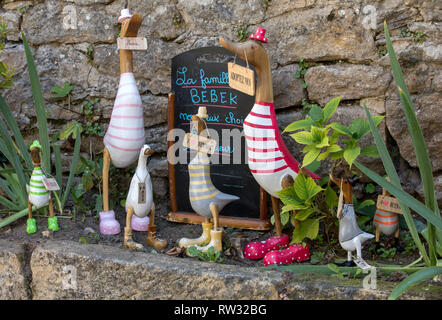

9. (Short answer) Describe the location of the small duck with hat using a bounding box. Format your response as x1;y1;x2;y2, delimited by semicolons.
26;140;58;234
179;107;239;254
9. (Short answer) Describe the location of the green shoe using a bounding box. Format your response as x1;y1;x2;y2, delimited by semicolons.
48;216;59;231
27;218;37;234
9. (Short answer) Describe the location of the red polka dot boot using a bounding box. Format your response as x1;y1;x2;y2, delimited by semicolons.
243;234;290;260
263;243;310;266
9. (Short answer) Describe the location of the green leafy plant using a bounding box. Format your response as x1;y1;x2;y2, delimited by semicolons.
285;96;383;169
236;24;250;42
51;82;73;110
0;33;81;228
365;183;375;194
295;58;309;89
310;251;325;265
399;27;426;43
86;44;94;64
187;246;224;263
352;22;441;299
275;173;339;244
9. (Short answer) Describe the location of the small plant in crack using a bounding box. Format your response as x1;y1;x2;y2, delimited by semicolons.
86;44;95;64
172;12;185;28
295;57;309;89
236;23;250;42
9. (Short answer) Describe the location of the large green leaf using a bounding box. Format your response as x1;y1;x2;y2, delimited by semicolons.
302;148;320;168
293;173;323;201
360;145;379;157
22;32;51;174
290;131;314;145
343;145;360;167
362;103;429;265
291;218;319;243
284;119;313;132
323;96;341;122
388;266;442;300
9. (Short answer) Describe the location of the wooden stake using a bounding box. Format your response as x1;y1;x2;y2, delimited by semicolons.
48;197;54;218
271;196;282;237
28;200;32;219
102;147;110;212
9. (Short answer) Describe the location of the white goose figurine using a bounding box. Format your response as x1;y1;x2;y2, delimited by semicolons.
330;175;374;267
123;144;167;250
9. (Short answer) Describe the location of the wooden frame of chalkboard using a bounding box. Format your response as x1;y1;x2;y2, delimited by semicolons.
166;46;271;230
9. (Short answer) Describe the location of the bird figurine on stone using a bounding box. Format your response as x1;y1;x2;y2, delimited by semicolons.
178;107;239;255
26;140;58;234
220;27;319;265
330;174;374;267
123;144;167;250
100;8;145;235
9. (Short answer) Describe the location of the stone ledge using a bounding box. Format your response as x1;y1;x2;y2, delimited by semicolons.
1;239;440;300
0;240;29;300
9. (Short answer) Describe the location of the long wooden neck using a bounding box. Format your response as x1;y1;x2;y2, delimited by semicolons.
254;58;273;104
120;50;133;74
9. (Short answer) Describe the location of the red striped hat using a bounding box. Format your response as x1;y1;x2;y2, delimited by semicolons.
250;27;268;43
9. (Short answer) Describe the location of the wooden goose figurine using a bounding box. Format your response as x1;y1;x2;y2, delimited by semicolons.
179;107;239;254
100;8;145;235
330;174;374;267
373;178;402;250
26;140;58;234
124;144;167;250
220;28;320;260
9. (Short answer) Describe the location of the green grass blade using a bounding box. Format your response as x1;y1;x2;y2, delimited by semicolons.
21;32;51;174
0;117;28;203
61;132;81;209
399;90;439;264
0;95;33;170
385;21;439;265
384;21;410;97
388;266;442;300
363;104;430;264
0;176;17;202
0;206;37;229
0;194;20;211
354;161;442;231
53;143;62;188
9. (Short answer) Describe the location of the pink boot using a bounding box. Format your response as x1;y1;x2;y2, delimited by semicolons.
263;243;310;266
131;215;149;232
99;210;120;235
243;234;290;260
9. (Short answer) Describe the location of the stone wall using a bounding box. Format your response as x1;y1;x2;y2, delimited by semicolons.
0;0;441;204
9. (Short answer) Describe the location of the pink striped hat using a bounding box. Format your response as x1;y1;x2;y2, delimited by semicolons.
250;27;268;43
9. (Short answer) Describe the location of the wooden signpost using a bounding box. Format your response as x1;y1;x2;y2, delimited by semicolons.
167;46;270;230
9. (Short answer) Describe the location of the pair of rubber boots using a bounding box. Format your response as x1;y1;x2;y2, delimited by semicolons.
244;234;310;266
26;217;59;234
178;222;222;255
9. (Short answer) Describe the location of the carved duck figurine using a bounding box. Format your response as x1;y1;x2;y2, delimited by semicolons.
100;8;145;235
374;182;402;251
330;174;374;267
179;107;239;254
220;28;320;262
26;140;58;234
123;145;167;250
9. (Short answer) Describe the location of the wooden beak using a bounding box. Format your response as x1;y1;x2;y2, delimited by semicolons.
144;148;154;156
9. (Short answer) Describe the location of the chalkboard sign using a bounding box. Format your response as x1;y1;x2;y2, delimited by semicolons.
167;47;270;230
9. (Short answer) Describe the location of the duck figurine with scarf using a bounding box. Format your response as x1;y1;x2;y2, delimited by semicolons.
179;107;239;255
100;8;146;235
330;174;374;267
26;140;58;234
220;28;319;265
123;144;167;250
